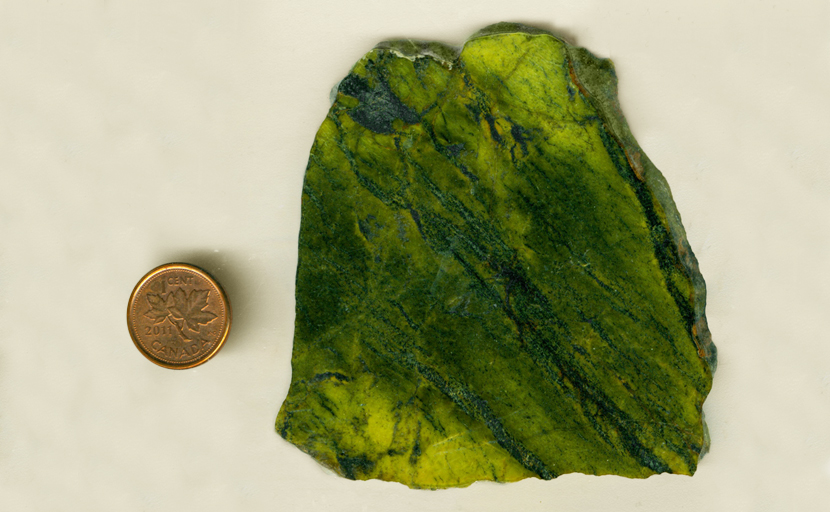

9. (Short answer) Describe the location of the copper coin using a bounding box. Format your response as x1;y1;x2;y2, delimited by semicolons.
127;263;231;369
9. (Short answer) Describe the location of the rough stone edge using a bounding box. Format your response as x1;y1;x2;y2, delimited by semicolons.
374;39;460;69
563;42;717;374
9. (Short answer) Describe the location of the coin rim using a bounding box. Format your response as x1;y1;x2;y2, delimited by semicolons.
127;262;232;370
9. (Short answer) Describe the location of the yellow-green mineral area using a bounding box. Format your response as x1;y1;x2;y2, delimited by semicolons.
276;23;716;489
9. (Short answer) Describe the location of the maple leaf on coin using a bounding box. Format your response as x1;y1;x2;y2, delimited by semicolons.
167;288;218;331
165;293;184;331
144;293;171;324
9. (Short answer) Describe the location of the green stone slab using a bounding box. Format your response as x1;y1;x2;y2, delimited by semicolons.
276;22;716;489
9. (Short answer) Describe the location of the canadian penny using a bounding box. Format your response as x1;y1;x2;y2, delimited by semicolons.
127;263;231;369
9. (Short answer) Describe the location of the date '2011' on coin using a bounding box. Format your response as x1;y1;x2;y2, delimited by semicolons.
127;263;231;369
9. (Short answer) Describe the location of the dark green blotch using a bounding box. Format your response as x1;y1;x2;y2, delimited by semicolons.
339;74;420;134
337;454;375;480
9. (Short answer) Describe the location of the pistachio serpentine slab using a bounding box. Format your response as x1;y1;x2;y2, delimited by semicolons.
276;23;716;489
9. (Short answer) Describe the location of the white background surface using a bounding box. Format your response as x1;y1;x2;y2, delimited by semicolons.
1;1;829;510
